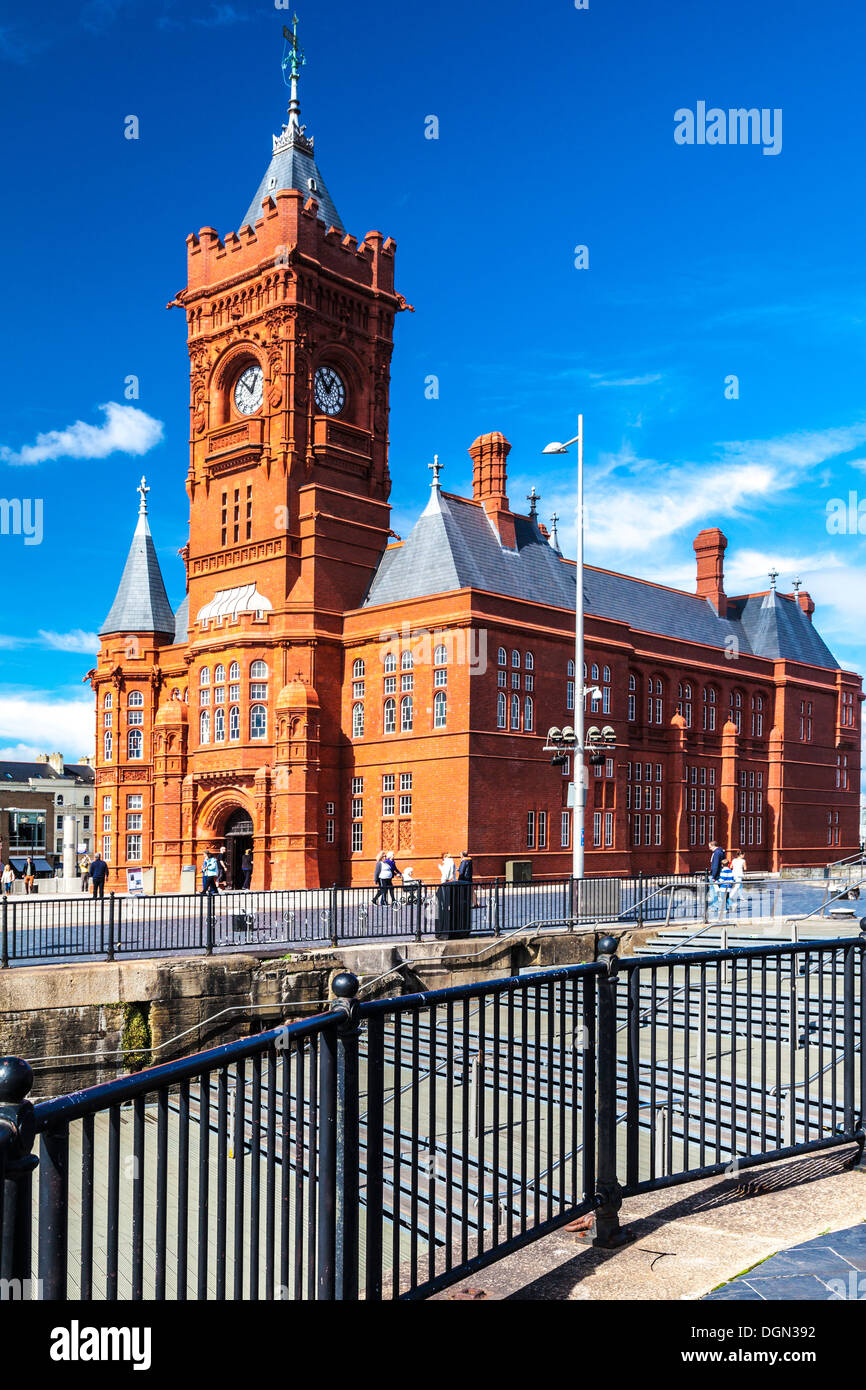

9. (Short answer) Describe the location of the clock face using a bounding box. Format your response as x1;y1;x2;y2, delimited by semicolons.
314;366;346;416
233;364;264;415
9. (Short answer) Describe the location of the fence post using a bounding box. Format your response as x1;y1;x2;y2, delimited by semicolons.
330;885;339;948
568;875;575;931
106;893;115;963
592;936;634;1249
329;971;361;1301
38;1125;68;1301
1;896;7;969
0;1057;37;1295
702;870;709;924
414;882;423;943
493;880;500;937
637;872;644;928
205;891;215;956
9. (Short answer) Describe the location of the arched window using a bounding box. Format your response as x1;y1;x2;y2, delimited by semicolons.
628;672;637;723
400;695;413;732
383;651;397;674
214;664;225;683
401;649;414;671
229;661;240;681
434;644;448;666
524;695;534;732
352;702;364;738
215;707;225;742
498;647;507;667
433;690;447;728
591;663;599;681
128;690;143;707
383;698;396;734
250;660;268;679
352;658;365;678
83;796;90;808
104;731;112;760
200;668;210;686
128;729;143;760
602;665;610;684
702;686;717;732
729;689;743;733
229;706;240;741
103;692;113;709
250;705;267;740
497;691;507;728
751;692;765;737
647;677;664;725
525;652;535;671
510;694;521;730
511;649;520;668
199;711;210;745
677;682;693;728
567;660;575;677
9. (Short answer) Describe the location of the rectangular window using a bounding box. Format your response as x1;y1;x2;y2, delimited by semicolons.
326;801;335;817
526;811;536;849
511;672;520;689
352;822;363;853
384;676;397;695
633;816;641;847
126;835;142;861
382;796;395;817
561;811;570;849
351;797;363;819
562;755;571;777
127;795;143;810
102;815;112;832
102;836;112;862
538;811;547;848
434;668;447;688
605;757;614;779
654;815;662;846
250;683;268;700
525;674;534;692
567;680;575;711
604;811;613;848
126;812;142;831
401;674;414;692
326;819;335;844
246;484;252;541
352;777;364;795
498;671;507;688
593;811;602;847
400;794;412;816
382;774;395;793
352;681;365;699
655;786;662;811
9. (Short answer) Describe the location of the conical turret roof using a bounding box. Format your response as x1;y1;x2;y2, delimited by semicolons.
99;479;175;639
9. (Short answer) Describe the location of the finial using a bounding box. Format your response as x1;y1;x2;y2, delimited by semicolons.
549;511;561;551
792;575;802;594
768;566;779;591
527;485;540;517
428;454;443;490
282;16;305;130
137;476;150;515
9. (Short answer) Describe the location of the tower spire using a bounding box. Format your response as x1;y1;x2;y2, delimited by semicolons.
282;16;305;132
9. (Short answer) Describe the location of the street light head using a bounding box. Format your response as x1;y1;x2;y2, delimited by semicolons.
542;441;568;454
547;726;562;744
588;686;602;701
561;725;575;744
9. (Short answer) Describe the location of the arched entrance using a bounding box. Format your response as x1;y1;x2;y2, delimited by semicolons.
221;807;254;889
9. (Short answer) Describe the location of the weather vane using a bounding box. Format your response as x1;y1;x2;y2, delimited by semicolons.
282;15;305;82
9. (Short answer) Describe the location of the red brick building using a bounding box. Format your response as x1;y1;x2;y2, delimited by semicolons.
89;56;862;891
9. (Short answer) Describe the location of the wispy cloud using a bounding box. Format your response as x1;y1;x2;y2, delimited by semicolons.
37;630;100;655
0;693;94;759
588;372;663;389
0;402;163;466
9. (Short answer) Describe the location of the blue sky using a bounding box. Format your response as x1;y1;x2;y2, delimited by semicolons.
1;0;865;764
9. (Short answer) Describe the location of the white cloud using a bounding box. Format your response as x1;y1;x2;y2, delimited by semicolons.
37;629;100;654
589;372;663;388
0;402;163;466
0;695;93;759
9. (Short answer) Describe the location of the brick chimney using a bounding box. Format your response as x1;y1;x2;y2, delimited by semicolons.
693;528;728;615
797;590;815;622
469;432;516;549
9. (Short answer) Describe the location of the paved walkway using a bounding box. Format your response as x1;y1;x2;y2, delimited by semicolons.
705;1221;866;1300
434;1143;866;1300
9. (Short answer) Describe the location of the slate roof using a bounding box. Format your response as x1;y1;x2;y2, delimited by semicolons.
241;129;343;233
99;511;176;639
173;594;189;646
0;762;93;784
363;488;839;670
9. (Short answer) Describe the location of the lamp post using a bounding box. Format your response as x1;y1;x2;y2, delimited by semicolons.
543;416;586;882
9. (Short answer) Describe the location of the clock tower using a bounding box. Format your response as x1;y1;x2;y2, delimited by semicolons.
165;22;411;886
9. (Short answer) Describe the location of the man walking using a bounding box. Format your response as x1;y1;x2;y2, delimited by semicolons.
89;852;109;901
241;848;253;891
23;855;35;895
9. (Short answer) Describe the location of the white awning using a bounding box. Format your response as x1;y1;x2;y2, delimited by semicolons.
196;584;273;623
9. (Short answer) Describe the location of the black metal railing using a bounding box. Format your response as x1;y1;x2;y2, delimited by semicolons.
2;927;864;1301
0;873;711;967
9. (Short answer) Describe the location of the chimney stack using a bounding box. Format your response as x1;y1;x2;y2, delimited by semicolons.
797;590;815;622
693;528;728;615
469;432;516;548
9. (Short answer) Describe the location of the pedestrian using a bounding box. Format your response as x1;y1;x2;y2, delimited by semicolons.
371;850;386;905
23;855;35;895
730;848;747;910
717;856;735;918
378;852;399;905
217;845;228;891
241;848;253;891
439;850;456;883
89;852;109;901
708;840;725;911
1;863;14;896
200;850;209;895
456;850;474;931
201;848;219;896
79;853;91;893
402;865;421;906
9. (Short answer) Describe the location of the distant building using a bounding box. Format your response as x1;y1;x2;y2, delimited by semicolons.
0;755;95;881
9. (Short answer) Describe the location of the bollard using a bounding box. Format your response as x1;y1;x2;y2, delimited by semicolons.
592;936;635;1249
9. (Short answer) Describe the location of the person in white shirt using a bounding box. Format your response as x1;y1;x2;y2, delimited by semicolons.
730;849;747;908
439;851;455;883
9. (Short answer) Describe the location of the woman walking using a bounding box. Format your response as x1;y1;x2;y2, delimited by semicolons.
1;863;14;897
717;856;735;918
